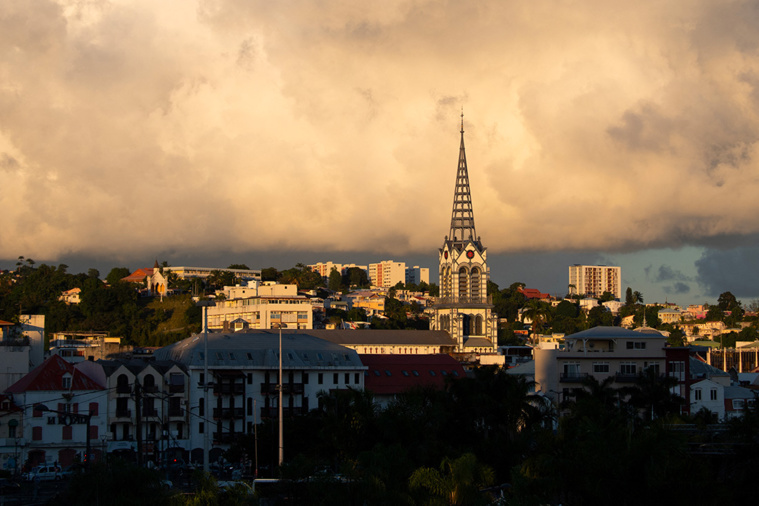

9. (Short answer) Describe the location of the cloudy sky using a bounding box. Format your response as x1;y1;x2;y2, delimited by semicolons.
3;0;759;306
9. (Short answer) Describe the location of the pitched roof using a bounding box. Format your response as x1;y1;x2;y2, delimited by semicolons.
153;330;364;370
303;329;456;347
689;356;729;379
121;268;154;283
566;326;664;340
6;355;104;393
360;354;466;395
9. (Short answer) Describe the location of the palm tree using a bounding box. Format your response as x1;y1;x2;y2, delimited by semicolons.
409;453;495;505
522;300;551;343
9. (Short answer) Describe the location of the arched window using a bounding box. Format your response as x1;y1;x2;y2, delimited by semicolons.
117;374;129;393
459;267;469;301
471;267;481;302
474;315;483;335
143;374;156;392
462;314;471;335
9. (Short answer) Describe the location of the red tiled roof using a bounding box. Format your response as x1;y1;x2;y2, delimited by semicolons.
360;354;466;395
0;320;14;326
121;268;154;283
6;355;103;393
519;288;549;299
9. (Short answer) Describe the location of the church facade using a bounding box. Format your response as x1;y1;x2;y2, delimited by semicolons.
428;117;498;354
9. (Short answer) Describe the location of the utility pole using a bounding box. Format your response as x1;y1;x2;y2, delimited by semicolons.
135;379;143;467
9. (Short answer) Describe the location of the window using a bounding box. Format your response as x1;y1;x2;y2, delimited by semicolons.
247;353;254;360
8;424;16;438
199;398;204;417
429;370;436;376
593;362;609;373
318;373;323;385
345;373;349;384
199;422;204;434
247;373;252;385
89;402;98;416
385;370;392;376
645;363;660;375
62;426;72;440
402;370;410;377
354;373;359;383
620;363;637;375
626;341;646;350
669;361;685;381
303;373;309;384
229;353;236;360
333;373;338;384
412;371;420;377
734;399;746;410
694;389;702;401
563;363;581;377
62;375;72;389
33;426;42;441
710;389;717;401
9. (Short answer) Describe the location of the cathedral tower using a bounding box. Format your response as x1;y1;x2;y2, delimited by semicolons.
431;115;498;353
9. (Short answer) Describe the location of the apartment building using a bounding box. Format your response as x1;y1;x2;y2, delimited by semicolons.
207;282;313;331
307;262;368;281
568;265;621;299
368;260;407;288
405;266;430;286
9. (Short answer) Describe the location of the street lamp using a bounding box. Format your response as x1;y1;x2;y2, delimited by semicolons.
271;322;286;468
196;300;216;474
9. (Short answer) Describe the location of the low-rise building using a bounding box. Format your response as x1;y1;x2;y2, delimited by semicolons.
303;329;458;356
208;282;313;331
6;356;107;467
153;330;365;464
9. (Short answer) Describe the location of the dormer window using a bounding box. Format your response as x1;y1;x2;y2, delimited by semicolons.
62;374;72;389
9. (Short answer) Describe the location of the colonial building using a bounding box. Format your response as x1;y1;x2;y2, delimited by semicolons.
6;355;107;467
428;116;498;354
153;331;365;464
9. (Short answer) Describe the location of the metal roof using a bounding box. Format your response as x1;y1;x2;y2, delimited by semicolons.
153;331;365;370
566;326;665;340
302;329;456;347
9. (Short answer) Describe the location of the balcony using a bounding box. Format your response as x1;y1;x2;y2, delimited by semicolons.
168;384;185;394
615;373;639;383
559;373;589;383
213;384;244;395
260;383;305;395
168;408;183;418
115;409;132;418
212;407;244;419
143;408;158;417
260;406;306;418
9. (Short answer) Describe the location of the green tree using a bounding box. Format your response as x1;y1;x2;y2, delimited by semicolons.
328;268;342;292
106;267;131;286
667;327;686;347
409;453;495;506
598;291;615;303
343;267;370;288
261;267;279;282
625;287;634;306
718;291;739;311
227;263;250;270
521;300;550;341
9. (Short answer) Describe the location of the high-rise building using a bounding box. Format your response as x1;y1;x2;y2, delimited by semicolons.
428;116;497;353
568;265;621;299
405;266;430;286
368;260;406;288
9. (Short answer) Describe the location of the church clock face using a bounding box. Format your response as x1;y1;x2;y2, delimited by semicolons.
466;250;474;259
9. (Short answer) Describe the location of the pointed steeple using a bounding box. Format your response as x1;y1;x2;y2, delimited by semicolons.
448;111;477;245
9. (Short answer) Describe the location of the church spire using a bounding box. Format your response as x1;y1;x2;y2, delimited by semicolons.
448;111;477;244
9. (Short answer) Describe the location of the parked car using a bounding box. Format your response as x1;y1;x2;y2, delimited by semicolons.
24;465;61;481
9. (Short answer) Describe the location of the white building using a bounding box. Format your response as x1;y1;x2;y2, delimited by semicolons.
405;266;430;286
568;265;622;300
153;331;365;464
368;261;407;288
6;356;107;467
208;282;313;331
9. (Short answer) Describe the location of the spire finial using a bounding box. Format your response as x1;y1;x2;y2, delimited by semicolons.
460;108;464;134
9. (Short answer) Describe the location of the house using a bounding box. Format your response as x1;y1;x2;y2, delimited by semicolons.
534;326;671;402
58;288;81;305
6;355;106;467
360;354;467;408
152;330;365;465
207;283;314;331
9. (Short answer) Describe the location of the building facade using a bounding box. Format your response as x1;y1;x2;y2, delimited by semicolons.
568;265;622;299
368;261;407;288
428;117;497;354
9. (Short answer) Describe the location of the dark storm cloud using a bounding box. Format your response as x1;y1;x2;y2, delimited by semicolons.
695;245;759;298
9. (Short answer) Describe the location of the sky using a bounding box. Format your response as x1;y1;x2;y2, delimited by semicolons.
3;0;759;307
